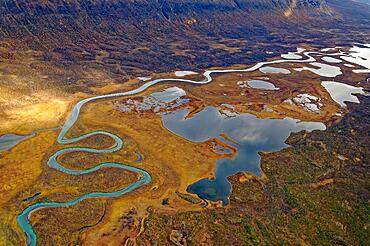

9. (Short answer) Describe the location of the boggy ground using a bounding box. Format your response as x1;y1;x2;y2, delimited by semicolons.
0;128;140;244
1;45;368;137
0;47;368;245
0;2;369;244
135;95;369;246
48;67;369;244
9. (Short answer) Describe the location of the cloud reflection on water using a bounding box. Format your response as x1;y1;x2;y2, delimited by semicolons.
162;106;325;204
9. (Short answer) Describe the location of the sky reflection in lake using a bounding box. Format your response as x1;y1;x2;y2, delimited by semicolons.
321;81;365;107
247;80;279;90
162;106;325;204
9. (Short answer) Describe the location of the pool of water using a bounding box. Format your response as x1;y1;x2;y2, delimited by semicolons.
138;77;151;81
151;87;186;103
247;80;279;90
281;52;302;59
294;62;342;77
259;66;291;74
321;81;365;107
175;71;198;77
341;44;370;70
344;63;355;68
117;87;188;113
162;106;326;204
321;56;342;63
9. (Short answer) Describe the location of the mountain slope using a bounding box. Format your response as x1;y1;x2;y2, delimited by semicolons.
0;0;368;92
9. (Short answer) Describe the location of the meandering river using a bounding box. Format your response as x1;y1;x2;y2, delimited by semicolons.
16;46;366;246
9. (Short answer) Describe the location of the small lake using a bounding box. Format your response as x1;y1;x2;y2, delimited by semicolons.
117;87;187;112
295;62;342;77
259;66;291;74
151;87;186;103
321;56;342;63
247;80;279;90
138;77;151;81
175;71;198;77
321;81;365;107
162;106;325;204
281;52;302;59
341;44;370;71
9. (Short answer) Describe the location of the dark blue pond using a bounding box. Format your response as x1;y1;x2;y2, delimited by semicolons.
162;106;325;205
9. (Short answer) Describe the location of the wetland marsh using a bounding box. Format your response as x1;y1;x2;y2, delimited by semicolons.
1;44;369;245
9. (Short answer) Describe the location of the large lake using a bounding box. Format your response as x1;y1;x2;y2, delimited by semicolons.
162;106;326;204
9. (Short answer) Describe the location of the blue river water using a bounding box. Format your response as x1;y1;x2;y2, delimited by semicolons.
17;48;340;245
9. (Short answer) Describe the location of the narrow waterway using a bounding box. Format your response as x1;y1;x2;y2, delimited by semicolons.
16;45;368;245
